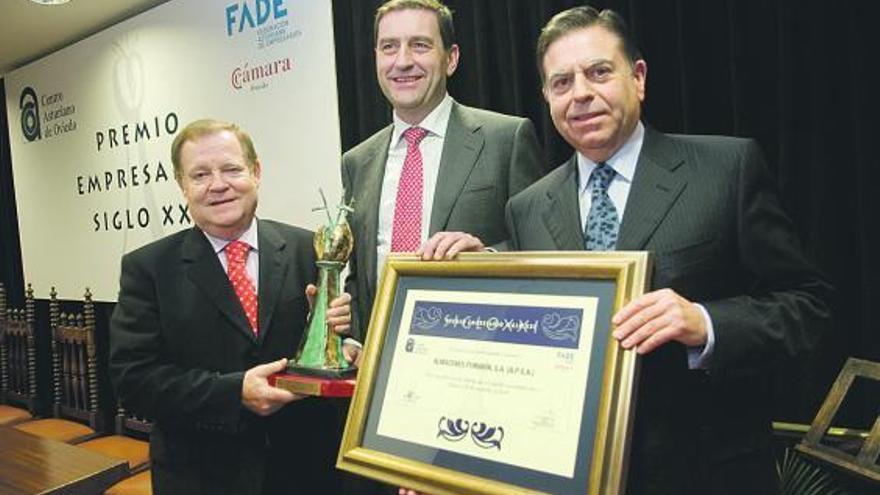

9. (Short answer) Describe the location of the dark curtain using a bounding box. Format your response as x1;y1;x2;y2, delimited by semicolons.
0;0;877;431
332;0;880;426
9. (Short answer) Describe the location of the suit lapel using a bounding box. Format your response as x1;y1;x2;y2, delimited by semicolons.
257;220;290;343
617;128;687;250
182;228;256;343
429;103;484;233
360;126;393;297
542;156;585;250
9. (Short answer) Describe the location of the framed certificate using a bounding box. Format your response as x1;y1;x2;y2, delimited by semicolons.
338;251;650;495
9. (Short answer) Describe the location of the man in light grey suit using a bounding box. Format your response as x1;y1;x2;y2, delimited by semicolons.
342;0;544;338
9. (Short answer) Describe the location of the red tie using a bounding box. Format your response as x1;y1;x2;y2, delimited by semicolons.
391;127;429;252
225;240;258;334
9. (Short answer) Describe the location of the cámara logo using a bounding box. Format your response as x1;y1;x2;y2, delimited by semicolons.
230;57;292;91
19;87;41;142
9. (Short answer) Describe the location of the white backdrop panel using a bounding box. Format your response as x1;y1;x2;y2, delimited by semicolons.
5;0;342;301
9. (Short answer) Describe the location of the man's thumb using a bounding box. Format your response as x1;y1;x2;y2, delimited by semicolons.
254;357;288;376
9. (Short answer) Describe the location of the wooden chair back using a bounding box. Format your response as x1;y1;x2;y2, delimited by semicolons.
0;283;38;415
114;403;153;441
49;287;100;431
75;402;153;474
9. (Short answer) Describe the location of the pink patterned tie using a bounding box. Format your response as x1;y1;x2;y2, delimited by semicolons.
225;240;258;335
391;127;428;252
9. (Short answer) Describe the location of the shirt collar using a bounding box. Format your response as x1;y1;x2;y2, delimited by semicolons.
203;217;260;255
577;121;645;195
390;93;454;148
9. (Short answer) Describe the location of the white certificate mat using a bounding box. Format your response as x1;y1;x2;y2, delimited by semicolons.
375;289;597;479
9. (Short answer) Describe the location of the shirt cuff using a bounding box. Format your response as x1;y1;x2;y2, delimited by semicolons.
343;337;362;348
687;303;715;370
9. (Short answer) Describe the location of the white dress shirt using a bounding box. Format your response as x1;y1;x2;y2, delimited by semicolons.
204;217;260;293
376;93;454;281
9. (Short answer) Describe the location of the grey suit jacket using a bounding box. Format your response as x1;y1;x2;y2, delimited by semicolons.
342;101;544;338
506;128;832;495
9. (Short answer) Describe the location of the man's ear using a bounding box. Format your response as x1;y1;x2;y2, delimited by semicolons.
445;44;460;76
633;59;647;102
252;159;262;184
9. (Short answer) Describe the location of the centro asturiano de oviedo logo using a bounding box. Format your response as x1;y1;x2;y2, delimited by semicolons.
18;85;78;142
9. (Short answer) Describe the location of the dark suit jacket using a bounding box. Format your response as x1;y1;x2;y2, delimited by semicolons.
342;101;544;338
506;128;832;495
109;219;343;495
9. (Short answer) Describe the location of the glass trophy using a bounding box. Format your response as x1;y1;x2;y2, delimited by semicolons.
269;191;357;397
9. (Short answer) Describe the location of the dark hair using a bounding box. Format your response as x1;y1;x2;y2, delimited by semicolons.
171;119;258;182
536;6;642;84
374;0;456;50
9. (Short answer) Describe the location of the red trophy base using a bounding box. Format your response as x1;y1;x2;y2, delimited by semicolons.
268;372;356;397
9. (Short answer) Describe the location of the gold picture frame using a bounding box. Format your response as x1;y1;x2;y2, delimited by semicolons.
338;251;650;495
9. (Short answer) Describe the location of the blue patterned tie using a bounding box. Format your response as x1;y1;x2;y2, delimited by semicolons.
584;163;619;250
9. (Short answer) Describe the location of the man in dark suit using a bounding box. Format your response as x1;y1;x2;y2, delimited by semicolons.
414;6;832;495
110;119;357;494
505;7;831;495
342;0;544;337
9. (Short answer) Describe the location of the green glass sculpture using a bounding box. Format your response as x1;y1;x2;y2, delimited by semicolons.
289;191;356;378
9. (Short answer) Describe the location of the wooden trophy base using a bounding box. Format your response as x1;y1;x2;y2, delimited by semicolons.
269;365;357;397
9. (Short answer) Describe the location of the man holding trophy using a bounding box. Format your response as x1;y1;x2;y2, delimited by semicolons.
110;119;357;494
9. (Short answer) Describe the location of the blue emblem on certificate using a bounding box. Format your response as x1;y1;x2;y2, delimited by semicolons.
410;301;582;349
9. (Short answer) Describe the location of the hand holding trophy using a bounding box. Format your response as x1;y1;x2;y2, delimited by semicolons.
269;190;358;397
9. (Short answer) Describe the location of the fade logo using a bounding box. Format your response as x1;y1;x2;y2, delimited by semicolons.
19;87;41;142
225;0;287;36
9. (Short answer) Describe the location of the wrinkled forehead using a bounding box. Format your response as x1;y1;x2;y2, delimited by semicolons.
181;131;246;163
543;26;628;72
